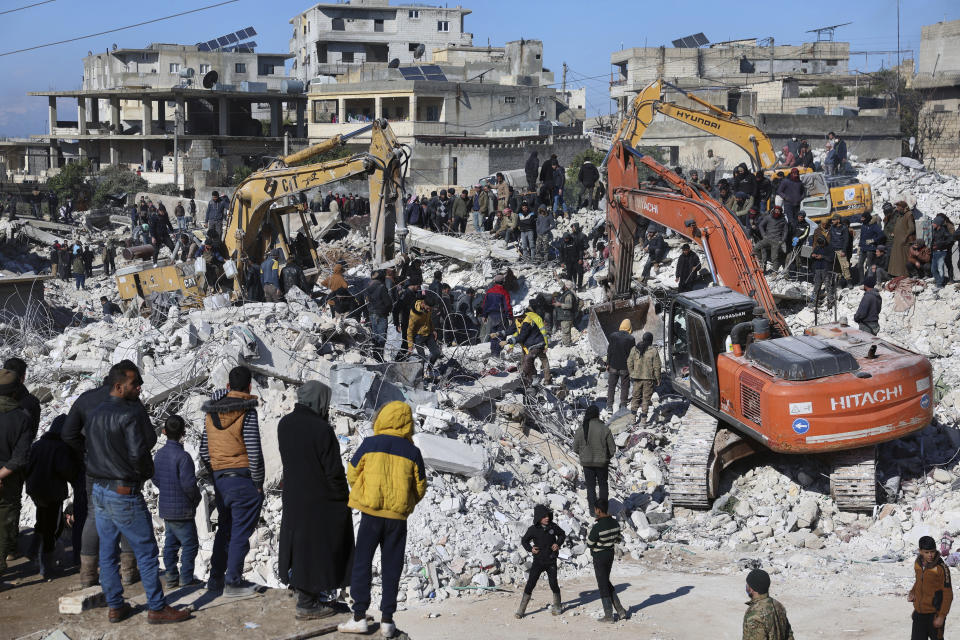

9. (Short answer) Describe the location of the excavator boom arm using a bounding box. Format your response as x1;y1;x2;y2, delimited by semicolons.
606;140;789;336
610;79;779;171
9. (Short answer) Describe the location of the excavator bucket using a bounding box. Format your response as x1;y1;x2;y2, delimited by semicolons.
586;296;663;357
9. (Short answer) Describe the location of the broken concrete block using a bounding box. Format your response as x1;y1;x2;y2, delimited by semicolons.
140;356;208;406
412;433;489;477
445;372;521;410
59;585;105;614
112;338;142;368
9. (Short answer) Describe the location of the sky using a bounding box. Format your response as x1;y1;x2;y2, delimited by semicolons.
0;0;956;137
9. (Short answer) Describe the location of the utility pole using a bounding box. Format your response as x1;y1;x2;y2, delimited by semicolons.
173;104;182;191
562;62;567;96
896;0;901;117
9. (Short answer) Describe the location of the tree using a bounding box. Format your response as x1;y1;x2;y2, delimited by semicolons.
801;81;849;99
46;161;90;203
91;165;148;206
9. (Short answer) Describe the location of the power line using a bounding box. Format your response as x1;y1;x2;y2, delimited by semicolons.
0;0;55;16
0;0;239;57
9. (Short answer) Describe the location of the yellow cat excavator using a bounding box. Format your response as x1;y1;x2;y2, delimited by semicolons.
116;119;409;303
609;79;872;221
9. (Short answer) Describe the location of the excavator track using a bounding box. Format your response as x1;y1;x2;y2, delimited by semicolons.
668;407;719;509
829;445;878;512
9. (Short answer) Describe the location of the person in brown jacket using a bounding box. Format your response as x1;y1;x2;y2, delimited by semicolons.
321;263;351;317
889;200;916;277
910;535;953;639
406;294;441;374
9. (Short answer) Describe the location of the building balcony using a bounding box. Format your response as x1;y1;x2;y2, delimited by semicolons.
308;119;448;141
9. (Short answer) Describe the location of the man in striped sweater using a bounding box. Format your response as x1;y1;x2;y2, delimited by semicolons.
200;366;263;598
587;498;628;622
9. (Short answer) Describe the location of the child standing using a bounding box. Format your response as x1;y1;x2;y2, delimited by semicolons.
26;414;79;580
153;415;202;589
910;535;953;640
516;504;566;619
586;498;628;622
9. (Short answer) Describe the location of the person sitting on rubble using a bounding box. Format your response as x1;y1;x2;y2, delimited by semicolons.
516;504;567;619
505;303;551;386
640;229;668;283
407;292;442;378
908;240;932;279
101;296;122;318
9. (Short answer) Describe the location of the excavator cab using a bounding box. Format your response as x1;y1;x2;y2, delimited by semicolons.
666;288;756;411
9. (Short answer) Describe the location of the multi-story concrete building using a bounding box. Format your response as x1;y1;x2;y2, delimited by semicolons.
914;19;960;176
610;39;850;114
289;0;473;83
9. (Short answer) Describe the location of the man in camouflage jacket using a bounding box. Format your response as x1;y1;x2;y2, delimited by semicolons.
743;569;794;640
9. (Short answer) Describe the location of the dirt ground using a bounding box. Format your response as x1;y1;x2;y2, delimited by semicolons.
0;545;918;640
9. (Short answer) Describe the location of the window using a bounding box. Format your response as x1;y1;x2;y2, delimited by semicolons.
342;51;354;63
199;64;210;75
303;55;310;66
408;9;420;18
374;18;384;32
313;99;338;123
235;63;246;73
535;97;542;104
503;96;516;104
437;20;449;32
169;63;181;73
332;17;345;30
826;59;838;66
259;64;275;75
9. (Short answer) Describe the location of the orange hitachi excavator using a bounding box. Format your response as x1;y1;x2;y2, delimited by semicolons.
604;139;932;510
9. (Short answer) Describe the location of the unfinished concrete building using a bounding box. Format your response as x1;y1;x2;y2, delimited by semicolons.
289;0;473;84
914;19;960;176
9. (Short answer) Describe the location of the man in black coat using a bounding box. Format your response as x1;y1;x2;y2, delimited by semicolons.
3;357;39;442
525;151;540;193
578;160;600;209
0;369;33;572
278;381;353;620
853;275;881;335
675;244;702;292
641;230;668;282
606;319;636;414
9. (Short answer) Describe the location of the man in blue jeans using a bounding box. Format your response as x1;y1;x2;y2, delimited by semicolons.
931;214;954;288
200;366;263;598
153;415;202;589
86;364;190;624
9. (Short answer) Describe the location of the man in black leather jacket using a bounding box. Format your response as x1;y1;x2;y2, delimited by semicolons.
63;360;153;588
86;364;190;625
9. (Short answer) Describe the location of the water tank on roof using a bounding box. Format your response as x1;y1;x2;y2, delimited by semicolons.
795;106;825;116
281;79;305;94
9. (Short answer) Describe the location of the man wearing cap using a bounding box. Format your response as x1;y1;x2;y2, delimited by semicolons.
552;279;578;346
858;211;886;283
0;369;33;573
605;320;635;414
910;535;953;639
205;191;228;238
743;568;794;640
853;275;881;335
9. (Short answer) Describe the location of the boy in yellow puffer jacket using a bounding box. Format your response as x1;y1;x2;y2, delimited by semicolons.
339;401;427;638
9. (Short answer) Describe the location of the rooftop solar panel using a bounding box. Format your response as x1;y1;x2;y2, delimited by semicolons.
399;67;425;80
226;33;239;44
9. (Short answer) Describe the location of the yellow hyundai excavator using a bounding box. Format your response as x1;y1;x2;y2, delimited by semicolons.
609;79;872;221
116;119;409;303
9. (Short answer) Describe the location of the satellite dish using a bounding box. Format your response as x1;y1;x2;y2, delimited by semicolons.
112;43;118;50
414;43;425;59
87;50;92;56
202;69;219;89
388;58;400;69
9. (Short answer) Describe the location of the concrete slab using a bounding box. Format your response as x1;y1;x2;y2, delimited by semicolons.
445;372;521;410
502;421;581;475
405;226;517;264
412;432;489;477
58;585;105;614
140;356;208;405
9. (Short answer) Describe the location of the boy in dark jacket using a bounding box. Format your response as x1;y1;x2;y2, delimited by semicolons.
909;535;953;639
26;414;79;579
516;504;567;619
587;498;627;622
153;415;202;588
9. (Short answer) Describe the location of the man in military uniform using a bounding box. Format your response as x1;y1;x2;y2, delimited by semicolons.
742;569;794;640
552;279;578;346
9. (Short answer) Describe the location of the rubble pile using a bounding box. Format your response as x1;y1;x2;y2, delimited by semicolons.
12;155;960;613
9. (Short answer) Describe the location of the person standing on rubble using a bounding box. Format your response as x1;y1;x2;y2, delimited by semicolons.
517;203;537;260
587;498;628;623
525;151;540;194
606;319;635;415
26;414;78;580
676;244;702;292
828;215;852;287
102;240;116;277
339;401;426;638
742;569;794;640
321;264;351;319
505;304;551;386
776;168;805;226
58;244;71;282
627;332;661;421
406;293;442;378
63;361;150;588
853;275;881;335
260;250;283;303
572;405;614;513
0;369;33;576
857;211;886;283
451;189;470;235
395;282;419;359
640;229;668;283
535;206;555;262
206;191;228;238
482;274;513;357
200;366;264;598
552;279;578;346
278;381;354;621
365;270;393;362
889;201;917;278
3;358;39;441
516;504;567;619
72;245;86;290
153;415;201;590
82;245;95;278
86;364;191;624
471;185;488;234
909;535;953;640
150;205;176;265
